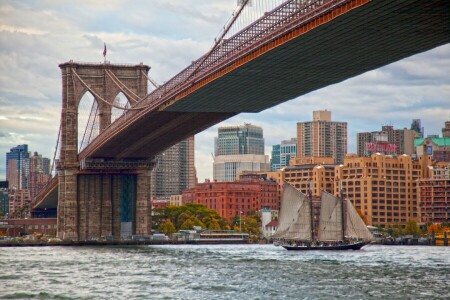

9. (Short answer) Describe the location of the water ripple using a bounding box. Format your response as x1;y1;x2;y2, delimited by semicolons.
0;245;449;299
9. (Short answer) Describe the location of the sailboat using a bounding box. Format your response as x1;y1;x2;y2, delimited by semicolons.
273;182;373;251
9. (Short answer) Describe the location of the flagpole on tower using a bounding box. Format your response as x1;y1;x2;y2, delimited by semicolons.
103;43;107;63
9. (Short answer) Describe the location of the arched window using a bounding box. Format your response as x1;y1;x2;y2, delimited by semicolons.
78;92;99;152
111;92;130;123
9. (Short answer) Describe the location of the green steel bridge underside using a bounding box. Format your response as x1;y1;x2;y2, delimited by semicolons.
34;0;449;211
80;0;449;161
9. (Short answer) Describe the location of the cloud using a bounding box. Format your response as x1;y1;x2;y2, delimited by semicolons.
0;1;449;183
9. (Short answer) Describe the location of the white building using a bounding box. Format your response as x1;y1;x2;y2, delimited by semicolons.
213;154;270;182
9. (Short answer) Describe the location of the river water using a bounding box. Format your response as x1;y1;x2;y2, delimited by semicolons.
0;244;449;299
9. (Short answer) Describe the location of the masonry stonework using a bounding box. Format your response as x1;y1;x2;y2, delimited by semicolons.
57;62;152;241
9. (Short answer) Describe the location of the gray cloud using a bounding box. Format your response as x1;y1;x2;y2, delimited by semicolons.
0;1;449;182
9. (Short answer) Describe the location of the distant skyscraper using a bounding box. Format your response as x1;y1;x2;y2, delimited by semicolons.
214;124;269;182
357;125;416;157
410;119;424;138
6;145;30;190
296;110;347;164
151;136;196;197
215;123;264;156
28;152;51;199
270;138;297;171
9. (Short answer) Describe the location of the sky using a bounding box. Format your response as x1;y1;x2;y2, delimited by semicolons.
0;0;449;182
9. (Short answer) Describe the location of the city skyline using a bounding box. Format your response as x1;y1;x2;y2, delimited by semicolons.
1;1;449;182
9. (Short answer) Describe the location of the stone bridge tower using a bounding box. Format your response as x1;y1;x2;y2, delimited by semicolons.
58;61;152;241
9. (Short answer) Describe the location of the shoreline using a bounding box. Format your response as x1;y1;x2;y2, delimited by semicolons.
0;239;251;247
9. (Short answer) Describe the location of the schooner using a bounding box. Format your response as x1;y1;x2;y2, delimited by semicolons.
273;182;373;251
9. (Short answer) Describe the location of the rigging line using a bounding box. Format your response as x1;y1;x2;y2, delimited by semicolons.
80;99;96;151
71;68;144;111
105;69;142;104
50;121;62;178
86;103;99;148
140;70;159;89
186;0;251;81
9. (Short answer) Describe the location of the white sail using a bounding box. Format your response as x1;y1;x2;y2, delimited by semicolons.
345;199;373;241
272;183;311;241
318;192;343;241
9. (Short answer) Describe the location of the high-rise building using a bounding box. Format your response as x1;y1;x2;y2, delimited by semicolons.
213;124;269;182
215;123;264;156
28;152;51;200
270;138;297;171
357;125;416;157
297;110;347;164
151;136;196;197
417;162;449;224
335;153;431;227
8;189;32;218
6;145;30;190
410;119;424;138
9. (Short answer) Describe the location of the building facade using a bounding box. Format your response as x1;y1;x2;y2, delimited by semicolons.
6;144;30;190
151;136;196;197
442;120;450;138
270;138;297;171
0;188;8;216
213;124;269;182
410;119;424;138
182;176;279;223
28;152;51;200
284;163;336;197
215;123;264;156
415;137;450;162
334;153;431;227
417;162;449;224
297;110;347;164
8;189;32;219
213;154;270;182
357;125;416;157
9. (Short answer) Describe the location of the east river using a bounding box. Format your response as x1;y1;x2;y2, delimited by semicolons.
0;244;449;299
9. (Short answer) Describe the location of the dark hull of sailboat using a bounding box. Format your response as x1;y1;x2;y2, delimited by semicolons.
281;241;369;251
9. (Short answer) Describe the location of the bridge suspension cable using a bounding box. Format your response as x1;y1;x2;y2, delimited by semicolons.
104;69;143;104
79;98;99;152
71;68;144;111
50;120;61;177
141;70;159;90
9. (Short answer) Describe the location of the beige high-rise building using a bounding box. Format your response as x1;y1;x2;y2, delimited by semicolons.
417;162;450;224
297;110;347;164
335;153;432;227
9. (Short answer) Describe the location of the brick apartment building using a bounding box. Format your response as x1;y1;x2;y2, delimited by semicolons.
182;175;279;223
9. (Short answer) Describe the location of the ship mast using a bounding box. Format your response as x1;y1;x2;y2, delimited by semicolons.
308;181;314;242
340;181;345;242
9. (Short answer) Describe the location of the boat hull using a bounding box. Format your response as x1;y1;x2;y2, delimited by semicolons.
281;241;368;251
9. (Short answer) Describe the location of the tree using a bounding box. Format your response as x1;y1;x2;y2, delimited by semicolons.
241;216;260;237
153;203;227;231
180;219;195;230
159;220;176;236
404;220;422;237
427;223;441;235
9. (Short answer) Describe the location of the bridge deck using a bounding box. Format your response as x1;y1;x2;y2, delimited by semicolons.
82;0;449;160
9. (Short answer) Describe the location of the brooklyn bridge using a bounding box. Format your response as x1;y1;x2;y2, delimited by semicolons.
31;0;450;241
